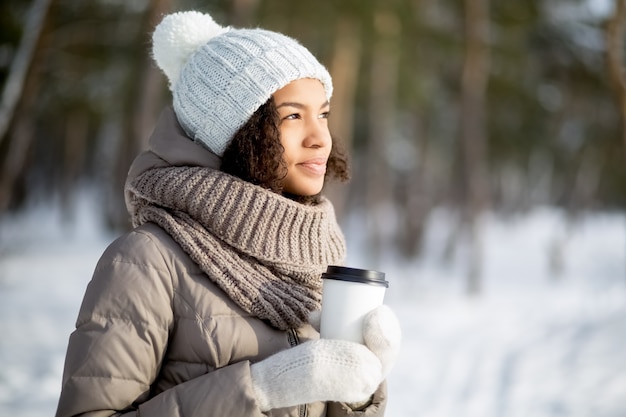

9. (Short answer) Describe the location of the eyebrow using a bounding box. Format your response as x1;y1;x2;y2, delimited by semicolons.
275;100;330;110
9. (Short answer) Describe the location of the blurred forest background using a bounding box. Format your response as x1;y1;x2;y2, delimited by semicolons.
1;0;625;293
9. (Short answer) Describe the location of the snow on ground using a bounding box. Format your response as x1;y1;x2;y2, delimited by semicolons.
1;192;625;417
349;210;626;417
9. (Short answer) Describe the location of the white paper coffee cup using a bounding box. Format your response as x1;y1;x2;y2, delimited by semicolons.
320;266;388;344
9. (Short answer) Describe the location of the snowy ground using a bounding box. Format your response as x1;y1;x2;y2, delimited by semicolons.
1;193;625;417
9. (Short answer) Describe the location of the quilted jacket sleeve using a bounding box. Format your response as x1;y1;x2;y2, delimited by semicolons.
55;228;263;417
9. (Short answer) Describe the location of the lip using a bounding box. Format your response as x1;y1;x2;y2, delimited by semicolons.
297;157;328;176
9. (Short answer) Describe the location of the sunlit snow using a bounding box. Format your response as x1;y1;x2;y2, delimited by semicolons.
1;189;625;417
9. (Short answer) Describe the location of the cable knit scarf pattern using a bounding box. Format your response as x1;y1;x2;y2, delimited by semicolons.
126;166;346;330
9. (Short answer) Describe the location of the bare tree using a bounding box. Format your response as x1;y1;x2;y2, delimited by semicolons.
105;0;172;230
460;0;490;294
325;17;362;219
607;0;626;157
0;0;52;145
0;0;53;211
230;0;260;26
365;8;401;266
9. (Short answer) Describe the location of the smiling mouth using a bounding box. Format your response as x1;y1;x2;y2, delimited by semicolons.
298;158;327;176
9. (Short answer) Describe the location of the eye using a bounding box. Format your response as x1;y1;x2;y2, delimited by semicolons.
284;113;301;120
319;111;330;119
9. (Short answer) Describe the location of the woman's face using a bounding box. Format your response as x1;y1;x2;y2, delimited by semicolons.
273;78;332;196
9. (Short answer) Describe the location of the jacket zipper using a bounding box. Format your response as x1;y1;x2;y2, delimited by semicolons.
287;328;307;417
287;328;299;347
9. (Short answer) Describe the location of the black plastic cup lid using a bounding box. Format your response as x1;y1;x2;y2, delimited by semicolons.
322;265;389;287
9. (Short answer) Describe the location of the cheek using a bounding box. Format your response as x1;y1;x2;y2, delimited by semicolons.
281;148;297;167
279;135;298;164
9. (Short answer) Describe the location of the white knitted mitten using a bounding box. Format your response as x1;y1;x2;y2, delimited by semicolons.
250;339;382;411
362;305;402;377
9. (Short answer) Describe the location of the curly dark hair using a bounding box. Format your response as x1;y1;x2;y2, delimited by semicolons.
221;97;350;204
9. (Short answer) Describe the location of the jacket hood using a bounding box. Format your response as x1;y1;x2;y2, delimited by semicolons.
124;106;222;213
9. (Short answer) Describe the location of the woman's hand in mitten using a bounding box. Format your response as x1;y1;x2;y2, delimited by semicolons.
362;304;402;377
250;339;382;411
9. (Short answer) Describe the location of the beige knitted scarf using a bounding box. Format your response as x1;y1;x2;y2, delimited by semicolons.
126;166;346;330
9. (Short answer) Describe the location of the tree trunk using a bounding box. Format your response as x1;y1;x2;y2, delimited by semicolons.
325;17;362;220
605;0;626;282
0;0;53;146
396;115;433;259
460;0;490;295
328;18;361;152
60;108;89;221
607;0;626;157
105;0;172;230
230;0;260;26
365;9;400;266
0;0;53;212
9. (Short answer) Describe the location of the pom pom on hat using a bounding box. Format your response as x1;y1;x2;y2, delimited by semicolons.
152;11;229;90
151;11;333;156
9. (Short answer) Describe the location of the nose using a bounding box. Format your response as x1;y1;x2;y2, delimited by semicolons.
304;118;331;149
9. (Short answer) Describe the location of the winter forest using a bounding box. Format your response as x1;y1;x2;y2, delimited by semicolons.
1;0;626;416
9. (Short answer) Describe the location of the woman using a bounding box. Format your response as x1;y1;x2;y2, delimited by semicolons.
56;11;401;417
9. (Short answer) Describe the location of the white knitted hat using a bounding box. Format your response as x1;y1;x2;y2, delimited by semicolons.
152;11;333;156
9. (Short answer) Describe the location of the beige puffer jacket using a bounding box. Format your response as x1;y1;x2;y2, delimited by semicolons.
55;107;387;417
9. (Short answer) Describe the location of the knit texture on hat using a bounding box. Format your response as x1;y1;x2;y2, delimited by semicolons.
152;11;333;156
126;166;346;330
